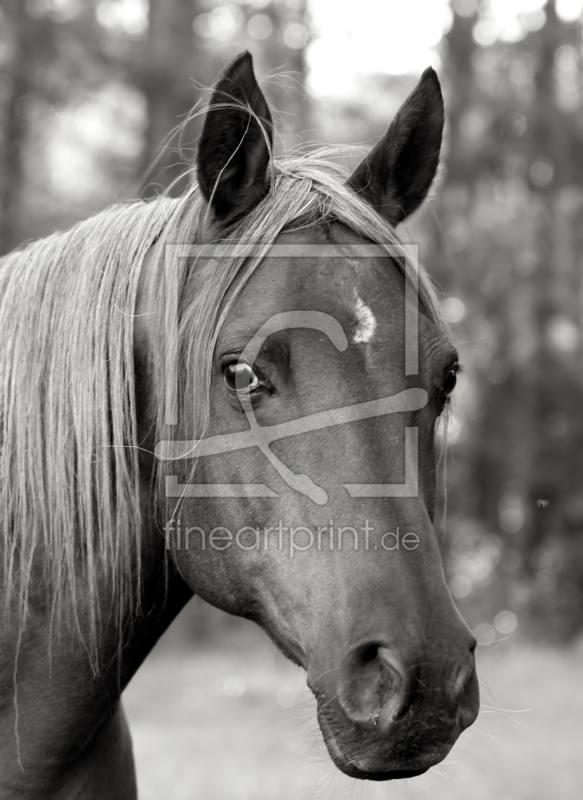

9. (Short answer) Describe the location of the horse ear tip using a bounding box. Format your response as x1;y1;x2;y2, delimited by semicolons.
420;67;443;100
235;49;253;66
219;50;263;97
229;50;255;77
421;65;439;82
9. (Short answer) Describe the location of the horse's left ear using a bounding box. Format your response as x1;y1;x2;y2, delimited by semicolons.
347;67;444;226
197;51;273;234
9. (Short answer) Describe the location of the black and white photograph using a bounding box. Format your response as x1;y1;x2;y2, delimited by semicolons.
0;0;581;798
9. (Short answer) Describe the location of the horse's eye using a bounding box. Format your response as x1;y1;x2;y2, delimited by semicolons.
439;364;460;409
223;361;262;393
442;368;458;397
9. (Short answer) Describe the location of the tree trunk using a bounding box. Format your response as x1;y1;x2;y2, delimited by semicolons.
137;0;202;197
0;0;32;254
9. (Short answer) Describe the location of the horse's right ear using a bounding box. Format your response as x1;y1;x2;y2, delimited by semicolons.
197;51;273;236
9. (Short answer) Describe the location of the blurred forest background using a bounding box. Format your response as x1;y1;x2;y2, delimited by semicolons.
2;0;583;795
2;0;582;643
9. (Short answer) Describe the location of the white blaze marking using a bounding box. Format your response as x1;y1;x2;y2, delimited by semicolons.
353;296;376;343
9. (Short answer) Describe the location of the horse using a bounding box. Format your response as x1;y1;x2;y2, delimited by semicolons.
0;51;479;798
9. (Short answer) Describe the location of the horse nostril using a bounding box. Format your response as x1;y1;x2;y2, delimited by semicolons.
449;634;477;703
454;664;480;732
378;646;406;681
458;703;476;731
337;643;411;730
451;663;474;701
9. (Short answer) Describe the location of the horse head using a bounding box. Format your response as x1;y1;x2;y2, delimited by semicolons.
144;51;478;781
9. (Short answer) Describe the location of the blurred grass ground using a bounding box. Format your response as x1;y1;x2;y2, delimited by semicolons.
124;607;583;800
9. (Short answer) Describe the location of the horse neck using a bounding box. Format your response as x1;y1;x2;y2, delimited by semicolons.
0;494;192;797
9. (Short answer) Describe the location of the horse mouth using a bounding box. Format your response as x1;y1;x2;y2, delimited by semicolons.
318;707;453;782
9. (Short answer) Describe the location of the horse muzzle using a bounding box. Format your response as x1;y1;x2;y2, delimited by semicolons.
308;637;479;780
